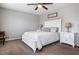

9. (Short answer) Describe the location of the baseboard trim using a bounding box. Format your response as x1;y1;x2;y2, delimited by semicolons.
5;38;21;41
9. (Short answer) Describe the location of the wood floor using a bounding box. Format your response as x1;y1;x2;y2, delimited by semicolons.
0;39;79;55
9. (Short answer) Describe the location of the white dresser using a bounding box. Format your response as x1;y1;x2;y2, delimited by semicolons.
60;32;75;48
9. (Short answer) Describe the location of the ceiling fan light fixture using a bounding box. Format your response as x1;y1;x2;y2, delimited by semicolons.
38;5;42;8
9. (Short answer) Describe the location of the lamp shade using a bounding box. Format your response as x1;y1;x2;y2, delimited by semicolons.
65;22;72;28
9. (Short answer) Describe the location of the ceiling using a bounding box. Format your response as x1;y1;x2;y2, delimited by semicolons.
0;3;73;15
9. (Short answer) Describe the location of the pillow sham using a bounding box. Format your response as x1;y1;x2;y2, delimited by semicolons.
42;28;50;32
50;27;59;32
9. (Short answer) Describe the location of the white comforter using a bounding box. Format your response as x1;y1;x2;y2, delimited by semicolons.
22;32;59;53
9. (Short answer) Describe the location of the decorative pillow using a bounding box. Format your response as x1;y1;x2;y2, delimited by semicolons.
36;29;41;32
42;28;50;32
50;27;59;32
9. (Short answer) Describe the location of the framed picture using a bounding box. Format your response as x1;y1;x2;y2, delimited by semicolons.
47;12;58;18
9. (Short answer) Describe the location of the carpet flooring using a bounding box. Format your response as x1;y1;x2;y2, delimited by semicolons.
0;39;79;55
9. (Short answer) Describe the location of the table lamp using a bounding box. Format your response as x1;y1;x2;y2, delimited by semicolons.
65;22;72;32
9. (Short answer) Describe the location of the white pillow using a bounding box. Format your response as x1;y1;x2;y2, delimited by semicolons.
36;29;41;32
50;27;59;32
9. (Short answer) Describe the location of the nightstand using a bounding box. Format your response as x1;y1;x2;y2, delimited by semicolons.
60;32;75;48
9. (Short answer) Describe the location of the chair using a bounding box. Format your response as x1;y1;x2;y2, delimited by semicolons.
0;31;5;45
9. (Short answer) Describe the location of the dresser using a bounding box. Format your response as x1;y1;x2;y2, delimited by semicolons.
60;32;75;48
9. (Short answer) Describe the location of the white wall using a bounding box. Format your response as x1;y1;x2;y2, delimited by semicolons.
0;7;40;40
40;4;79;46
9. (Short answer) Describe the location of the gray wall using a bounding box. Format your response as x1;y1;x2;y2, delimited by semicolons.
40;4;79;33
0;8;40;40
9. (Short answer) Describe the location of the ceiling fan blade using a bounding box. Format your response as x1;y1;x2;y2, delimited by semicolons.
27;3;38;5
42;3;53;5
27;3;53;5
42;5;48;10
35;6;38;10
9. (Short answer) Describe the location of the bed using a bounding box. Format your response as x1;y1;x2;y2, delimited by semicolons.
22;19;61;53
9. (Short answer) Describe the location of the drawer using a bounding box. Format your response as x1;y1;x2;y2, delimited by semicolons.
60;32;75;46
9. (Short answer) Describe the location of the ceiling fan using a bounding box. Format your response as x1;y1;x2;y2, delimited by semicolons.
27;3;53;10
